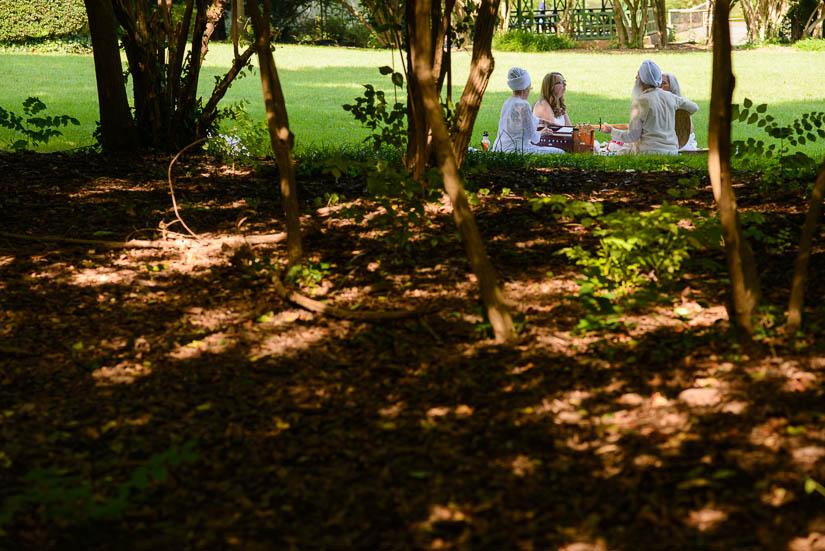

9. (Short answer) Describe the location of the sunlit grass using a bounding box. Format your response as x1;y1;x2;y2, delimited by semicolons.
1;43;824;161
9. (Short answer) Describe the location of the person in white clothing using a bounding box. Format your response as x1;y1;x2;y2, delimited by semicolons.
602;60;699;155
661;73;699;151
492;67;564;155
533;72;572;127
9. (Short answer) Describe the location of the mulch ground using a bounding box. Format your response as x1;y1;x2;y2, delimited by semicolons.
1;151;824;551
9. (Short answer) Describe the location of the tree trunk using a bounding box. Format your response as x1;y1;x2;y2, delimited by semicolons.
247;0;303;267
612;0;631;47
707;0;761;338
803;0;825;38
84;0;139;154
107;0;245;151
410;0;515;343
786;156;825;333
651;0;668;47
451;0;501;167
405;0;432;179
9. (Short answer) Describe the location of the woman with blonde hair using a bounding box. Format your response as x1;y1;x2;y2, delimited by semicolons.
491;67;563;155
533;72;572;127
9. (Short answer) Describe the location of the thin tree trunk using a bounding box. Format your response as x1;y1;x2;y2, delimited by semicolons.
247;0;303;267
410;0;515;343
652;0;668;47
84;0;139;154
405;0;431;179
612;0;631;47
786;156;825;333
803;1;825;38
451;0;501;167
707;0;761;338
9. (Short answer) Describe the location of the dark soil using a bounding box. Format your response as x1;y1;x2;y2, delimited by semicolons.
2;151;824;551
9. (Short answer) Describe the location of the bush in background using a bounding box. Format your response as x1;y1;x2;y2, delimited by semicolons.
492;31;578;52
793;38;825;51
0;0;87;43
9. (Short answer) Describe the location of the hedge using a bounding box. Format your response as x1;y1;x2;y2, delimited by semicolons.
0;0;88;43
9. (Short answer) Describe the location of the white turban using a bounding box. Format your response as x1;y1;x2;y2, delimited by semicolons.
507;67;531;91
638;59;662;87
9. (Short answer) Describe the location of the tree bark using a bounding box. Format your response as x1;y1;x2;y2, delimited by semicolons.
84;0;139;154
405;0;432;179
451;0;501;167
707;0;761;338
247;0;303;267
612;0;631;47
651;0;668;47
410;0;515;343
786;156;825;333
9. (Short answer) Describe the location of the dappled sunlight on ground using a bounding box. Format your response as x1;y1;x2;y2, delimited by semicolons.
4;152;825;550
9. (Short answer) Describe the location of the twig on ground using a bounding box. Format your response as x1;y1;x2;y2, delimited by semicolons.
0;231;287;250
270;273;425;321
167;138;207;239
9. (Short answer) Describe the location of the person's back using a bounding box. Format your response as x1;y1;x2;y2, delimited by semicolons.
493;96;538;153
634;88;685;154
606;60;698;156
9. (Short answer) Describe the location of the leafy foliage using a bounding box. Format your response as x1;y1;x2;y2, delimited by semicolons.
491;31;578;52
0;0;87;43
731;98;824;185
343;66;408;152
322;156;447;254
531;196;722;333
207;101;272;165
793;38;825;51
0;441;198;531
0;97;80;152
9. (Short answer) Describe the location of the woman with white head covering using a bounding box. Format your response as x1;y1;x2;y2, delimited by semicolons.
662;73;699;151
602;60;698;155
491;67;564;155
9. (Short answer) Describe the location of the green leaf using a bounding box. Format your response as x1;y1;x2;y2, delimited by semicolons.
378;65;393;75
391;72;404;87
743;97;752;108
756;103;767;113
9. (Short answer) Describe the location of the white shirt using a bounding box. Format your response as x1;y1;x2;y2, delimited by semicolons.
612;88;699;155
533;99;569;127
492;96;563;154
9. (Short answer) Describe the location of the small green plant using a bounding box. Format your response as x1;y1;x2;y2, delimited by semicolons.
286;260;331;289
0;97;80;152
740;211;796;254
321;155;445;253
343;66;407;152
0;441;198;531
531;196;721;333
731;98;824;186
208;100;270;166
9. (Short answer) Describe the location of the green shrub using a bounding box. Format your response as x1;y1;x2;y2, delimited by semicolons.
793;38;825;51
0;34;91;54
492;31;578;52
0;0;87;43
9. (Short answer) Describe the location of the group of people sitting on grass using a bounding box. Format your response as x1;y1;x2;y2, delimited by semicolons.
491;59;699;156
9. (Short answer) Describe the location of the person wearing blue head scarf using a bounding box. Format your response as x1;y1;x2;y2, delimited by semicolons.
602;60;698;155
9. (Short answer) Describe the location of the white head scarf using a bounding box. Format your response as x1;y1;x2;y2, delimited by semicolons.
663;73;682;96
507;67;531;91
638;60;662;88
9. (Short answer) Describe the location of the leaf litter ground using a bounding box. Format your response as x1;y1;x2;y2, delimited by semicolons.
1;151;825;551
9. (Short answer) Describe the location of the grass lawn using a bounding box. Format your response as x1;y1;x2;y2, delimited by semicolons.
1;44;824;159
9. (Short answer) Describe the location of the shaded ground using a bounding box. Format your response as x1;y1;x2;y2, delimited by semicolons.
2;151;825;551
